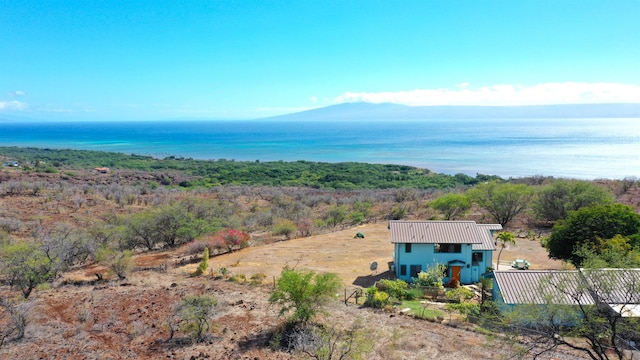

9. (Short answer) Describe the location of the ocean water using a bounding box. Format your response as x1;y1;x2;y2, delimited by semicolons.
0;118;639;179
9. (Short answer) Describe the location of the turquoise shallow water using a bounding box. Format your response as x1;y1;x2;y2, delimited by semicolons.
0;118;639;179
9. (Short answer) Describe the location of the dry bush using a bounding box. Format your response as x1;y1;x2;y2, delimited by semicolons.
0;217;22;233
185;240;208;256
0;297;32;347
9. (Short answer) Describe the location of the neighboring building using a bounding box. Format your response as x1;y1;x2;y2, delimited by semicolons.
390;220;501;284
2;160;19;167
492;270;595;325
493;270;595;308
581;268;640;318
493;268;640;318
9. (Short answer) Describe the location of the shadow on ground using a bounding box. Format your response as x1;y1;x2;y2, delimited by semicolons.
352;270;395;288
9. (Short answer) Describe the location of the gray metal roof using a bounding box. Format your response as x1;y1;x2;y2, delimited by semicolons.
494;270;595;305
580;268;640;305
473;224;500;250
390;220;485;244
477;224;503;231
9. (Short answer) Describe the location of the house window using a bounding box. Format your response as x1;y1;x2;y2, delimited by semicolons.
472;252;483;265
410;265;422;277
405;243;412;253
434;243;461;253
400;264;407;276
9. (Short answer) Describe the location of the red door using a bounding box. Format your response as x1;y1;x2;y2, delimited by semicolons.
451;266;461;283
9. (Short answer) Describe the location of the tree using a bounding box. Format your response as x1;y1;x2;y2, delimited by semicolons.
125;211;162;250
175;295;217;342
350;201;372;224
620;176;637;194
576;235;640;269
495;232;516;270
272;218;297;239
468;181;534;227
430;193;471;220
209;228;250;253
546;204;640;266
269;267;342;323
87;221;129;251
0;242;54;298
323;205;347;228
37;224;92;276
297;218;315;237
95;247;133;280
534;180;613;224
124;205;202;250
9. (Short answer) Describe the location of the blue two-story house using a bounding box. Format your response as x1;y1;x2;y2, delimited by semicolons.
390;220;501;285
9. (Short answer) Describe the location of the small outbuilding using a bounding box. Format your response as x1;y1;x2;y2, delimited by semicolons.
492;268;640;321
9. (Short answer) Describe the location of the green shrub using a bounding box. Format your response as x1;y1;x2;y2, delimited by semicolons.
364;287;391;309
445;302;480;320
272;219;297;239
377;279;408;301
193;247;209;276
446;286;474;303
405;288;424;300
269;266;342;323
250;273;267;286
413;264;446;288
229;274;246;283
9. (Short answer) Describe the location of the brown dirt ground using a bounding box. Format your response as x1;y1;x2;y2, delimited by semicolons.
198;222;565;285
0;223;583;360
205;223;396;289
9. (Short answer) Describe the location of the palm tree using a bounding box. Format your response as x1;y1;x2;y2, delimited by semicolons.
495;231;516;270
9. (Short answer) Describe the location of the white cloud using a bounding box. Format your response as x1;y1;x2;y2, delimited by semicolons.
9;90;26;97
334;82;640;106
0;100;27;111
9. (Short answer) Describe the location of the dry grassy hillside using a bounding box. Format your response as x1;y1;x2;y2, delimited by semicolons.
0;238;580;360
1;168;634;359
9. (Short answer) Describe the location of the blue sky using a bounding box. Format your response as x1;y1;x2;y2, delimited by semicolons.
1;0;639;120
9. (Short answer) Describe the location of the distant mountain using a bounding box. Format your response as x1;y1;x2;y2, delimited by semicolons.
266;103;640;120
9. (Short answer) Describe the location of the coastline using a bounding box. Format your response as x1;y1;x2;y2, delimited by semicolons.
1;118;639;180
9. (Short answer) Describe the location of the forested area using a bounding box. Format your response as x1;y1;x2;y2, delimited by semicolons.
0;146;500;189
